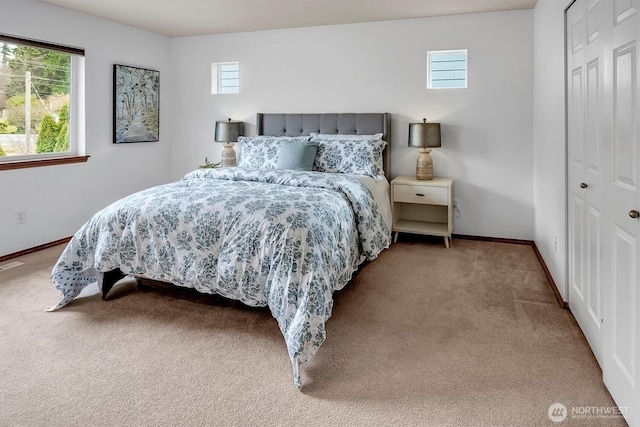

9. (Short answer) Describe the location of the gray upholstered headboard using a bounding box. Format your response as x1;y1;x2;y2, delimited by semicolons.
256;113;391;180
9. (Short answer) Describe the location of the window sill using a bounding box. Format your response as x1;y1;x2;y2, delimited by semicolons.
0;155;90;171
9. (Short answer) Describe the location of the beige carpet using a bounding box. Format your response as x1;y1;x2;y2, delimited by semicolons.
0;238;626;426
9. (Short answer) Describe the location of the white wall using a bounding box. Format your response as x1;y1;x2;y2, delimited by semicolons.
1;5;537;257
171;10;534;240
0;0;173;257
533;0;572;301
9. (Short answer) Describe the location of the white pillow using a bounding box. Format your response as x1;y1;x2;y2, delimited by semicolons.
310;132;383;141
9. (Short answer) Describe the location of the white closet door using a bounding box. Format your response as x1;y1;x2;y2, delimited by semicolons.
567;0;640;424
602;0;640;424
567;0;606;366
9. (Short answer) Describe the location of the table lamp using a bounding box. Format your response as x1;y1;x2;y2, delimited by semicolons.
408;118;441;180
215;118;244;167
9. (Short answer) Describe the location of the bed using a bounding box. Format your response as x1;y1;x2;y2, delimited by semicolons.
49;112;392;388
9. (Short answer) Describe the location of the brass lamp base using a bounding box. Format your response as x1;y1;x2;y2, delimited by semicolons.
416;148;433;180
221;143;237;167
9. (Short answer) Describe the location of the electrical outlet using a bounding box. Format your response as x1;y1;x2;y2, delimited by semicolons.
15;210;26;225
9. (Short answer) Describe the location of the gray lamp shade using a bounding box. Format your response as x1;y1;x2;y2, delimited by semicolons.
408;120;441;148
215;119;244;143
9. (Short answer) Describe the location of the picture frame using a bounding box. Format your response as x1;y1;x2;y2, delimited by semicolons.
113;64;159;143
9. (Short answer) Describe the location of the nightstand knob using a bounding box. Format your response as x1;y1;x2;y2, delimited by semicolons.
416;193;425;197
580;182;588;189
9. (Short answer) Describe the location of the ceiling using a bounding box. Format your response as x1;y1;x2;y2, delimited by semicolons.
39;0;538;38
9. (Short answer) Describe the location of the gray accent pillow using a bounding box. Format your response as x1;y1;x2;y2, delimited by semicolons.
237;136;310;169
276;140;319;171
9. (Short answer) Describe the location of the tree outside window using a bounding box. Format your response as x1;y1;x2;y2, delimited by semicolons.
0;41;71;157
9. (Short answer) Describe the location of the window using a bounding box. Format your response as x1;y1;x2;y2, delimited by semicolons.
211;62;239;94
427;49;467;89
0;34;85;166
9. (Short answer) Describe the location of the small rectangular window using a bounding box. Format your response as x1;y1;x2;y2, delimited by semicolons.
0;33;84;162
211;62;239;94
427;50;467;89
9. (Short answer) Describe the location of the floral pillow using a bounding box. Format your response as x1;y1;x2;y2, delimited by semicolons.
312;138;387;179
237;136;310;169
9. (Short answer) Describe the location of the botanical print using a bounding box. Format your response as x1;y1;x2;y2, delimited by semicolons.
312;138;387;178
50;168;390;387
114;64;159;143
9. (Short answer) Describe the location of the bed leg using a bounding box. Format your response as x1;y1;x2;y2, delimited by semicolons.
102;268;125;300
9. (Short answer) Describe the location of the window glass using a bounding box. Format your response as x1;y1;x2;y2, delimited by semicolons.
428;50;468;89
211;61;239;94
0;35;82;160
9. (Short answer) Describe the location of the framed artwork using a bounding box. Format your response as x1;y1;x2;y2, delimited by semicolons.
113;64;159;143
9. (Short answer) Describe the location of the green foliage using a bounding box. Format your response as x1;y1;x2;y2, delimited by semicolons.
53;122;69;152
0;119;17;134
2;44;70;98
5;94;30;133
36;114;57;153
199;157;221;169
36;103;70;153
0;43;10;65
6;94;24;107
4;94;66;135
58;104;69;123
0;42;72;146
0;144;5;156
54;104;70;152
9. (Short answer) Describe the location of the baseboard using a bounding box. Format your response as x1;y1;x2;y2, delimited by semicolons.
452;234;534;246
453;234;568;310
531;242;569;309
0;237;72;263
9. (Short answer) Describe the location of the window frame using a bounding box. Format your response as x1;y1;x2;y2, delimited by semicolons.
427;49;468;89
211;61;239;94
0;33;86;170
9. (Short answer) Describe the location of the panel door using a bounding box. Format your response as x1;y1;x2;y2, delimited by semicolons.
602;0;640;424
567;0;607;366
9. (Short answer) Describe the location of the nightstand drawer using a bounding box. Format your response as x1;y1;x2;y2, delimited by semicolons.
394;184;448;205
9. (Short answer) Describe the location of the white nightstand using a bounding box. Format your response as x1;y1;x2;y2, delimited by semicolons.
391;176;454;248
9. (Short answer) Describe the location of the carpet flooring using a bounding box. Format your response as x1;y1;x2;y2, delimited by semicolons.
0;238;626;426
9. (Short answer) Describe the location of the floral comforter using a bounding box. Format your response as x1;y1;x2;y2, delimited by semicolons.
50;168;390;387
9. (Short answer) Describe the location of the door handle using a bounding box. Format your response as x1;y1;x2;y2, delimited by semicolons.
580;183;588;189
630;210;639;219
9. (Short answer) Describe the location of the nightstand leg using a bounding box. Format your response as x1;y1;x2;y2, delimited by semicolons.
444;237;450;249
394;232;399;243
